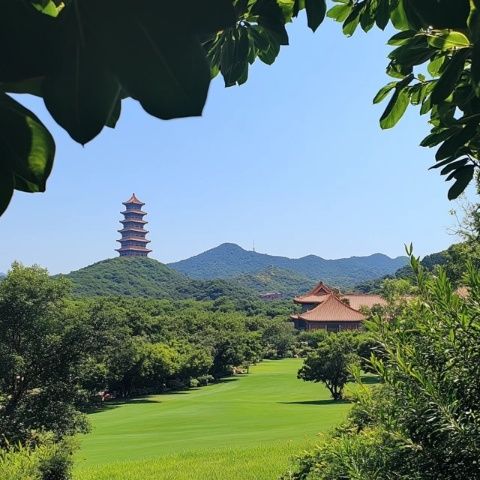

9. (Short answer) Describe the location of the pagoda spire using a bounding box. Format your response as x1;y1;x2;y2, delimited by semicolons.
116;194;152;257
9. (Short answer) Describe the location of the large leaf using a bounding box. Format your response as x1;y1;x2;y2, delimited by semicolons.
0;93;55;193
43;45;120;144
435;123;477;160
427;31;470;50
380;87;410;129
447;165;474;200
305;0;327;32
0;1;59;82
102;17;211;120
430;50;468;104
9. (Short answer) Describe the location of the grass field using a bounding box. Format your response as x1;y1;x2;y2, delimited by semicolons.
74;358;351;480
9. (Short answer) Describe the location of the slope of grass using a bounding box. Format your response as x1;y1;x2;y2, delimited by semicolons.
74;359;351;480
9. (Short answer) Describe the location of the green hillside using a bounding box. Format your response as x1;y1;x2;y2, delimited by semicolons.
74;359;351;480
231;266;314;296
62;257;259;300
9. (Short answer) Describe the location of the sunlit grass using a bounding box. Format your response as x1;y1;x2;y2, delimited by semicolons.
74;359;351;480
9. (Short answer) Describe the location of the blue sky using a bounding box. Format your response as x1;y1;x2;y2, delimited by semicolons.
0;16;467;274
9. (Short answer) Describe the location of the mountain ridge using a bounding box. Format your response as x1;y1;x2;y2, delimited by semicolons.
168;243;408;288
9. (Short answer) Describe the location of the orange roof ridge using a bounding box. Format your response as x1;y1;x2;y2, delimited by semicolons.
308;281;332;296
298;294;365;322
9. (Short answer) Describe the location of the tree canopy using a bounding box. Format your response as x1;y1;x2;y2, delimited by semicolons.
2;0;480;216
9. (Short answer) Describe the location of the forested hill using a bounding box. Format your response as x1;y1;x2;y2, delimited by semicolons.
231;267;314;297
61;257;258;300
168;243;408;288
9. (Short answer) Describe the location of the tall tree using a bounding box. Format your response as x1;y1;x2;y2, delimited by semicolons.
0;263;88;444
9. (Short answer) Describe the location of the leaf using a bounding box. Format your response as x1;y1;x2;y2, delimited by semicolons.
430;50;468;104
427;31;470;50
421;127;458;148
43;45;120;144
447;165;474;200
375;0;390;30
253;0;289;45
0;1;59;82
435;123;477;160
0;168;14;216
440;158;469;175
429;156;467;170
327;4;351;22
428;54;447;77
380;87;410;129
390;0;410;31
103;17;212;121
0;93;55;193
343;5;362;37
305;0;327;32
373;82;397;104
106;92;122;129
388;30;417;46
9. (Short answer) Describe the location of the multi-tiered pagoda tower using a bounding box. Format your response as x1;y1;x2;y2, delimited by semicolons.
116;194;152;257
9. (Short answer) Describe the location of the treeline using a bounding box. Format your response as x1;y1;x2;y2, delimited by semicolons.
0;263;300;443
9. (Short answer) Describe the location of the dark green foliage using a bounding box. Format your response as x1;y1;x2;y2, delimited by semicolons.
231;267;315;296
61;256;258;302
0;0;235;211
298;333;359;401
0;436;74;480
0;263;89;445
168;243;408;288
284;257;480;480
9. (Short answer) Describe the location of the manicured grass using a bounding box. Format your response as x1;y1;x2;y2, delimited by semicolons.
74;359;351;480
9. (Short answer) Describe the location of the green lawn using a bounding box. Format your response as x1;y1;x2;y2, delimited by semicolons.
74;358;351;480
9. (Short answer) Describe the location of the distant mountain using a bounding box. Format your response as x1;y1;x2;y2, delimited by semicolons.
354;249;450;293
168;243;408;288
61;257;258;300
230;267;314;297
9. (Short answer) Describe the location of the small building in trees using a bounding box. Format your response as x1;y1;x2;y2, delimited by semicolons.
291;282;387;332
116;194;152;257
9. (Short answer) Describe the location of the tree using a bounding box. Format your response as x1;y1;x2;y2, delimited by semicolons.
3;0;480;217
297;334;358;400
0;263;88;445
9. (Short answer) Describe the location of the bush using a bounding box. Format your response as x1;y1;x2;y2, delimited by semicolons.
0;437;74;480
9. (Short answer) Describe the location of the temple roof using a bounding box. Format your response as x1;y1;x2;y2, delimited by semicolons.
123;193;145;206
341;294;387;310
294;281;332;304
297;294;365;322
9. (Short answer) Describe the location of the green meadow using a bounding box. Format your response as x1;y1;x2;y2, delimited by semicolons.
74;358;351;480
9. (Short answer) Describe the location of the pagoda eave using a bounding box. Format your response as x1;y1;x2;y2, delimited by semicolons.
120;219;148;225
121;210;147;216
116;238;151;244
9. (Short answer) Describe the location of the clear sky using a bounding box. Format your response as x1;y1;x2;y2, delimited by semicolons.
0;16;467;275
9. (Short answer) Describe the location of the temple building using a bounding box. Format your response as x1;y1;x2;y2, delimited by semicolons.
116;194;152;257
291;282;387;332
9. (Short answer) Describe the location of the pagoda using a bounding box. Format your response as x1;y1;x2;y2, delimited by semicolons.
116;194;152;257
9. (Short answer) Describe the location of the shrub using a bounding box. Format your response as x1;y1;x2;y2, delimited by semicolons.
285;259;480;479
0;436;75;480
